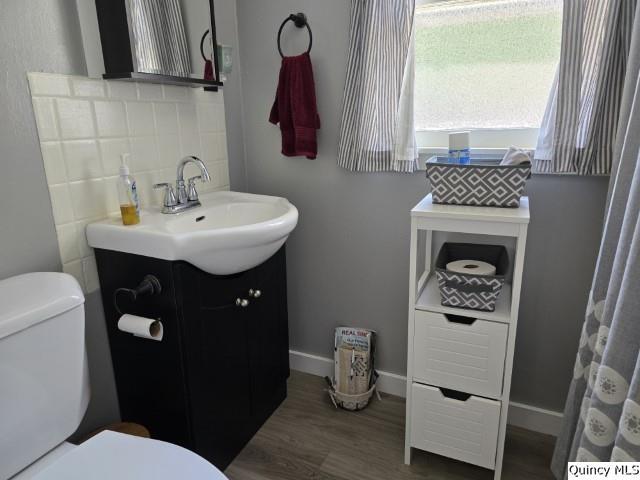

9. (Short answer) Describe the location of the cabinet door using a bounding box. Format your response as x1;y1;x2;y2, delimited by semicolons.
94;249;192;447
175;262;254;469
246;247;290;419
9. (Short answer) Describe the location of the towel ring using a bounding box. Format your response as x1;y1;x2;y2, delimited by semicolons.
277;13;312;58
200;29;211;61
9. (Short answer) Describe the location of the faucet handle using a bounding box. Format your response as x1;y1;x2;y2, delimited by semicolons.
186;176;202;202
153;183;178;207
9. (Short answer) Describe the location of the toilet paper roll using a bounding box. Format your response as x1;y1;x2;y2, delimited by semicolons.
446;259;496;276
118;314;163;341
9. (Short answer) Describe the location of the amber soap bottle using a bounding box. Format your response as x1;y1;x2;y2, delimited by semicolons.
117;154;140;225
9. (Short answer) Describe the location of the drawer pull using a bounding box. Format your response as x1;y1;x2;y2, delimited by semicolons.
236;298;250;308
439;387;471;402
248;289;262;298
444;313;476;325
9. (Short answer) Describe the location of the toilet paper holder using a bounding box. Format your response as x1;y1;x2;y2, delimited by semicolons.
113;274;162;315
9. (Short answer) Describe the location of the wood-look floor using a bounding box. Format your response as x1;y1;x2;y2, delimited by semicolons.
225;370;555;480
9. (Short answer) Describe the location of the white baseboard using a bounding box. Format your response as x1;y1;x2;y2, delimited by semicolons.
507;401;564;437
289;349;563;437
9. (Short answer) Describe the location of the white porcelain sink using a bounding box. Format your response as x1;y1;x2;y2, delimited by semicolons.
86;191;298;275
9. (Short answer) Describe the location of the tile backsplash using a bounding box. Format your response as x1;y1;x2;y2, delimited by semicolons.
28;72;230;293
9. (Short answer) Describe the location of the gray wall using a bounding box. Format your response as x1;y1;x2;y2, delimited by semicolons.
235;0;609;412
0;0;119;436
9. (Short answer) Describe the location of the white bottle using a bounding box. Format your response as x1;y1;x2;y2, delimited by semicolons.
117;154;140;225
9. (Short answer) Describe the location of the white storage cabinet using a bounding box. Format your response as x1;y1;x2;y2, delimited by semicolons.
405;194;530;479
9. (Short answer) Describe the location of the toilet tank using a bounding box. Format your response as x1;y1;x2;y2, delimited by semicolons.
0;273;89;479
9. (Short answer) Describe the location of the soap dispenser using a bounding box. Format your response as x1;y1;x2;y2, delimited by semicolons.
118;154;140;225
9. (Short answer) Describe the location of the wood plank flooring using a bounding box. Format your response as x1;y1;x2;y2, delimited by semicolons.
225;370;556;480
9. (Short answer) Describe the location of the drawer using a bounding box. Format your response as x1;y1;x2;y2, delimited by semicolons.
413;310;508;399
410;383;501;469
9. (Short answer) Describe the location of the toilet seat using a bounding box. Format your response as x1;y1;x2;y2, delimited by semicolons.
30;431;228;479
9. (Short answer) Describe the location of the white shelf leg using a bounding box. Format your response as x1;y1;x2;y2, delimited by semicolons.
405;219;420;465
493;224;528;480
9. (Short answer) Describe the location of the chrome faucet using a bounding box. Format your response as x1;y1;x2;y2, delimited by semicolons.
153;156;211;214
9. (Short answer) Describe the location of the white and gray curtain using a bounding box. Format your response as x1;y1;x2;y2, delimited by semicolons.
337;0;418;173
551;4;640;477
535;0;637;175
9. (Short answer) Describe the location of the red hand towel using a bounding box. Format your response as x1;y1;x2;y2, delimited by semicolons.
269;53;321;159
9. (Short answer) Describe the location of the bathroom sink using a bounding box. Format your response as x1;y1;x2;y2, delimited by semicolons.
86;191;298;275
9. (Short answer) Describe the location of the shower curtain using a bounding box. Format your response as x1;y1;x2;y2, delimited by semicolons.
551;4;640;477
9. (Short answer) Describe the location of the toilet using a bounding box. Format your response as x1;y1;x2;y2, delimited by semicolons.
0;272;228;480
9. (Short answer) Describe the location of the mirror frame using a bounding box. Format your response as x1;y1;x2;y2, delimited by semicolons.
95;0;222;89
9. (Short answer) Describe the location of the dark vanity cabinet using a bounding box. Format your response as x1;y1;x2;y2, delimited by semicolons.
94;247;289;469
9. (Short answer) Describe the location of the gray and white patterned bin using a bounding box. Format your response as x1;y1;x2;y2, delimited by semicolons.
435;243;509;312
425;156;531;208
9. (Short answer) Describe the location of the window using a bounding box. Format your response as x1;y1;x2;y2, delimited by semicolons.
414;0;562;151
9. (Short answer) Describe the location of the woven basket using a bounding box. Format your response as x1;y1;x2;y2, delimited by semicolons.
328;384;379;411
425;156;531;208
435;243;509;312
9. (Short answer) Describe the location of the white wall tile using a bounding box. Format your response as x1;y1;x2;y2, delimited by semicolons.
62;140;102;181
82;256;100;293
108;81;138;100
49;184;75;224
163;85;189;102
130;136;158;172
94;101;128;137
215;104;226;132
218;162;230;188
200;133;217;164
28;73;70;96
218;132;228;161
180;131;202;159
178;103;198;132
56;223;80;263
137;83;163;101
103;176;121;214
178;103;201;158
156;134;181;168
71;78;105;98
30;73;230;293
99;138;131;176
154;103;179;135
135;171;155;208
63;260;86;292
56;98;95;139
190;88;215;105
32;98;59;140
126;102;155;136
197;103;218;132
41;142;67;184
69;179;108;219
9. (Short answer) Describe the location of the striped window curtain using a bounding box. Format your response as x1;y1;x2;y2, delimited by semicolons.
534;0;637;175
337;0;417;173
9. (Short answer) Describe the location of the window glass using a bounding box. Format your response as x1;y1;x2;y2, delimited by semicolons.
414;0;562;133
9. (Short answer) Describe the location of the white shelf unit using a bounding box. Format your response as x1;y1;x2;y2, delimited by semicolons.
404;194;530;479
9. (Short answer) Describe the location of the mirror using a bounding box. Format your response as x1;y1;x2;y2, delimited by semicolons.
127;0;215;80
94;0;220;85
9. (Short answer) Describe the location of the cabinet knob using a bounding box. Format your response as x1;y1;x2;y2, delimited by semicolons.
236;298;250;308
249;289;262;298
